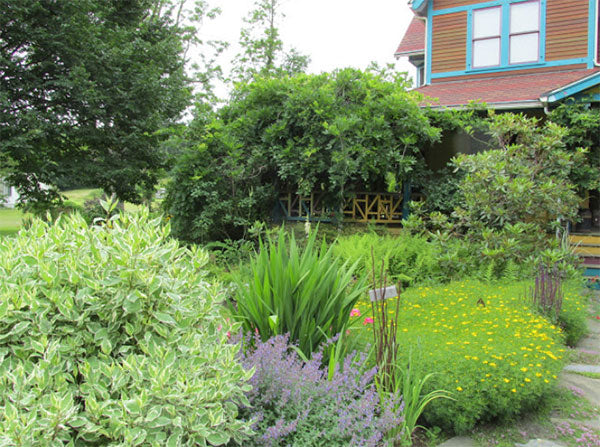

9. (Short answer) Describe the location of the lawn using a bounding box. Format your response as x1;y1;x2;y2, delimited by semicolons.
0;208;23;236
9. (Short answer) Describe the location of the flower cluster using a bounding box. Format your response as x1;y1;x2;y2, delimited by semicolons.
354;280;571;433
233;334;403;447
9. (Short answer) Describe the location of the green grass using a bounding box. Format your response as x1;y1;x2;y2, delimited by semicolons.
0;208;25;236
62;188;102;205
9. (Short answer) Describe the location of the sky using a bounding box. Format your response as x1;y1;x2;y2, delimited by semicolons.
198;0;416;96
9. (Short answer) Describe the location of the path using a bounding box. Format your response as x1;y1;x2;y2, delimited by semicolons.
438;291;600;447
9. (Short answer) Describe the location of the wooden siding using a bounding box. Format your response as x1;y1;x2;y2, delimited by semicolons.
546;0;589;61
434;0;482;10
431;12;468;73
430;64;588;82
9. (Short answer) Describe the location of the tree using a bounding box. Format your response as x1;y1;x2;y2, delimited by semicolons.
165;68;441;243
452;112;583;233
0;0;220;210
231;0;310;83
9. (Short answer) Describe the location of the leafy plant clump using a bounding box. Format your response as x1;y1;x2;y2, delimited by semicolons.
353;281;568;434
0;211;252;445
333;232;442;286
232;227;366;358
231;334;403;447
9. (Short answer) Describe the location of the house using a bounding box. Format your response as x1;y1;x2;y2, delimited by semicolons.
395;0;600;275
0;180;19;208
395;0;600;109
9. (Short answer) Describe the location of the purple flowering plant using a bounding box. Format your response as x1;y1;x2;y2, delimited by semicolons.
230;333;404;447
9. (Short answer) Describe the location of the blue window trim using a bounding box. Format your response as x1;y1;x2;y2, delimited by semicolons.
424;0;596;84
588;0;597;68
431;57;588;80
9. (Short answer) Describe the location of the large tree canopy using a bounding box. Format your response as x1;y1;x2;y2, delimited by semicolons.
1;0;212;208
165;69;442;242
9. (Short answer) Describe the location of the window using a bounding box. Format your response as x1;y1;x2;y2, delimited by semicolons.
471;1;540;69
472;7;501;68
509;1;540;64
417;64;425;87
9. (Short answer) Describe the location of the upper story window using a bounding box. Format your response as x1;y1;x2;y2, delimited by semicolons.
473;7;502;67
509;1;540;64
471;0;540;69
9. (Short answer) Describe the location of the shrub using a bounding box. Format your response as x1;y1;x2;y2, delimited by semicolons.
231;334;403;447
559;283;589;346
333;232;442;286
0;211;252;445
232;227;366;357
452;113;582;234
354;281;568;434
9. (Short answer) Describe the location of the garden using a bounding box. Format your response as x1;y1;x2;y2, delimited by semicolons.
1;94;599;445
2;7;600;443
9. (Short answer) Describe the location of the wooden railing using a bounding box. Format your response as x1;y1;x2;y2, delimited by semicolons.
278;192;405;224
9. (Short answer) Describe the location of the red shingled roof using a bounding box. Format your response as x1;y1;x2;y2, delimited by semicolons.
416;68;600;108
395;16;426;56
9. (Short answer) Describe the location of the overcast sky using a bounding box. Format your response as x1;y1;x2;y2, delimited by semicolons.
199;0;415;96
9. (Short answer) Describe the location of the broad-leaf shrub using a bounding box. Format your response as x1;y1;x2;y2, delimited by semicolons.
0;212;252;445
354;281;570;433
165;68;442;243
230;334;402;447
232;228;366;358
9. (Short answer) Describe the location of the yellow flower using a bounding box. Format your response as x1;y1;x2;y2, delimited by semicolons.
456;386;463;391
511;388;517;393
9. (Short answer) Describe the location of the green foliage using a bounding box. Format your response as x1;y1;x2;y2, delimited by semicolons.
452;113;582;232
0;0;220;209
231;227;367;358
381;351;453;446
0;211;252;445
333;232;442;286
353;281;571;434
166;68;440;243
547;103;600;192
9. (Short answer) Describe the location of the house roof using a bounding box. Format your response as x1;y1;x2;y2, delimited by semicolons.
417;68;600;109
395;16;426;57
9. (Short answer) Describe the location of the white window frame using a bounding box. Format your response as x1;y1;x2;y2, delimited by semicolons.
472;6;502;68
470;0;541;69
508;0;540;65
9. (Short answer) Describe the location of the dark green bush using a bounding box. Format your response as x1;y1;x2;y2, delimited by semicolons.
0;212;252;445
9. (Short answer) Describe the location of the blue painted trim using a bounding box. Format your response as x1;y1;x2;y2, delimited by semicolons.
412;0;427;13
402;182;412;220
432;0;536;16
500;4;510;66
539;0;546;61
547;72;600;102
426;0;433;84
466;9;473;70
588;0;597;68
431;57;588;79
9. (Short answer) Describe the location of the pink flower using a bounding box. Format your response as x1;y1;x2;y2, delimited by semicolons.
217;324;222;332
350;308;361;317
226;331;231;339
346;329;351;335
363;317;374;325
